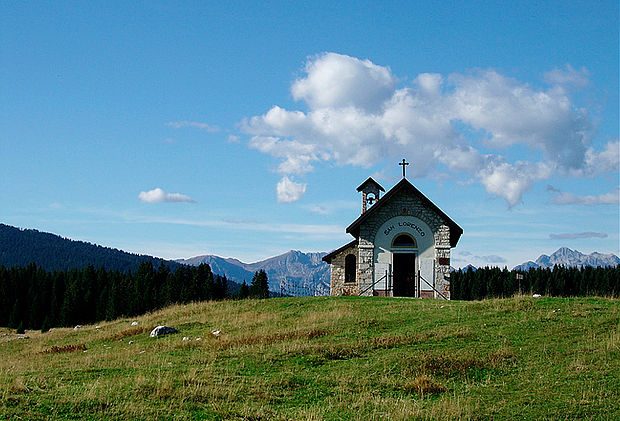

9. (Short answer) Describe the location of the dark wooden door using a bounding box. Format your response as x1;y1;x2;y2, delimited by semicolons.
393;253;416;297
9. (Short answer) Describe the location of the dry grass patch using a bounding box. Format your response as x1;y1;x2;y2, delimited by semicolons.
42;343;87;354
488;346;517;366
411;347;516;379
107;326;148;341
403;374;447;397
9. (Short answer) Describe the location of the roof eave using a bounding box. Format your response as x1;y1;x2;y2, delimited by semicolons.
322;238;358;263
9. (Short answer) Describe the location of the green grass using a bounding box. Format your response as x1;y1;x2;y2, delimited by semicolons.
1;295;619;420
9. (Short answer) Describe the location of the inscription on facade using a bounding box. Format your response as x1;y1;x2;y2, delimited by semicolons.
384;219;426;237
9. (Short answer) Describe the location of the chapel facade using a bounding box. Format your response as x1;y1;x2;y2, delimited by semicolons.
323;172;462;299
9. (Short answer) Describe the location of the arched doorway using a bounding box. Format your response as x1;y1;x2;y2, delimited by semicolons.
391;234;417;297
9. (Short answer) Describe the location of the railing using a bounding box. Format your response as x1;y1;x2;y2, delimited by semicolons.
358;268;447;300
418;271;448;300
359;271;388;296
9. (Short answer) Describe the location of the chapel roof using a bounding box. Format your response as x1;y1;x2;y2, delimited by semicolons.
346;178;463;247
356;177;385;192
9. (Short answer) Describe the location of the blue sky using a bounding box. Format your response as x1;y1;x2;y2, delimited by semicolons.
1;1;618;268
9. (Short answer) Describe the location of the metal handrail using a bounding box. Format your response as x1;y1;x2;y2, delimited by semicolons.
359;272;387;296
418;272;448;300
358;269;447;300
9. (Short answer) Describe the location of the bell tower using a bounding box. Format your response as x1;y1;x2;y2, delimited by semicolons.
356;177;385;214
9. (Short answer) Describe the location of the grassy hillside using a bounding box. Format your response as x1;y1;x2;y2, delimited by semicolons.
1;296;618;420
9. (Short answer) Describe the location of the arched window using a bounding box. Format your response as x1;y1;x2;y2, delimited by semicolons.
344;254;356;283
392;234;417;248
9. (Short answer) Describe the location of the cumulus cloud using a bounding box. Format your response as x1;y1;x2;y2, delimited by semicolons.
549;232;608;240
243;52;611;204
249;136;319;175
167;120;219;132
276;177;306;203
138;188;195;204
583;140;620;175
477;160;552;207
291;52;396;111
544;64;590;89
449;70;591;170
547;186;620;205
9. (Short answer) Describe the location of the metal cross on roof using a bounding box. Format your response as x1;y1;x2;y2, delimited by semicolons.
399;158;409;178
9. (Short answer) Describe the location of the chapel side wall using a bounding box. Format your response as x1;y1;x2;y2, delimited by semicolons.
359;189;453;299
434;224;452;299
329;244;359;296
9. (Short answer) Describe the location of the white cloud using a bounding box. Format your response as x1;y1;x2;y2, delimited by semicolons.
453;250;507;265
243;53;609;206
544;64;590;89
291;52;396;111
249;136;319;175
276;177;307;203
138;188;196;204
167;120;220;132
549;232;608;240
449;70;590;170
477;160;552;207
583;140;620;175
548;187;620;205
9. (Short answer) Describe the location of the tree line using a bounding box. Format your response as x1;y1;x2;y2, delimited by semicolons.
0;263;271;332
451;265;620;300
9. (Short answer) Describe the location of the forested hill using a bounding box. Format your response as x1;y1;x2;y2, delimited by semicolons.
0;223;181;272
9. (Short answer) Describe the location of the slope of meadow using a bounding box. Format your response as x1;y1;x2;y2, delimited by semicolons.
1;296;618;420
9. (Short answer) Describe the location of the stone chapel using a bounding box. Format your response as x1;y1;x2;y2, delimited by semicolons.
323;166;463;299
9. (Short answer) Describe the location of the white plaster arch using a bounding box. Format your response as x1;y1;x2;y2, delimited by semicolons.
373;216;436;293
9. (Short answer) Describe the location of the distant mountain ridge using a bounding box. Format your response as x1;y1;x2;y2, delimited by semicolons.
0;223;182;272
513;247;620;271
178;250;330;295
4;223;616;294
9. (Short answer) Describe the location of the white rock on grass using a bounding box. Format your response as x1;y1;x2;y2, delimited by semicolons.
131;321;139;326
149;326;178;338
74;325;82;330
532;294;542;298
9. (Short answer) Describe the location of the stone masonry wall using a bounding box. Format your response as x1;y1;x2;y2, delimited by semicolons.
329;242;359;296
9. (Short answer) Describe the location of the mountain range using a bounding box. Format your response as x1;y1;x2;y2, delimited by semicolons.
512;247;620;271
177;251;330;296
0;223;181;273
1;223;617;295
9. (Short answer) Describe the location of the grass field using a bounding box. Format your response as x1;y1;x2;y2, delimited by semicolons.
1;295;619;420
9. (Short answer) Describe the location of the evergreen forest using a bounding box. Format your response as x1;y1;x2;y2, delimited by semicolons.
0;262;237;332
451;265;620;300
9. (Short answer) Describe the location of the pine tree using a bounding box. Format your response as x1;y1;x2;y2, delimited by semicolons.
250;270;269;299
239;280;250;299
